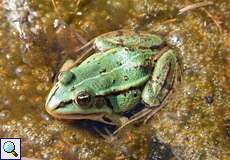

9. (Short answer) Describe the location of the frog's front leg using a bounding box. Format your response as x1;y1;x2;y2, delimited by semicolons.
108;89;142;113
106;89;142;126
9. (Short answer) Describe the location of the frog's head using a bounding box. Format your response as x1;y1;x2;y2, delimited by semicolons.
45;71;115;125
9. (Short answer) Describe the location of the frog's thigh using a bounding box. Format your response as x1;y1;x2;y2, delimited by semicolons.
108;89;142;113
94;32;164;51
142;49;177;107
94;37;118;51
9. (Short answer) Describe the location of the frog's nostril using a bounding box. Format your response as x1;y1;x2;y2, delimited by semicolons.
54;102;66;110
58;71;75;85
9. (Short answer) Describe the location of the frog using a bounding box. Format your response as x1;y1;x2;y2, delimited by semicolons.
45;30;179;128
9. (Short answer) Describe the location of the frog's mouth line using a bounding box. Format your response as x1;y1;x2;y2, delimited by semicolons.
45;84;116;125
46;98;115;125
48;110;116;125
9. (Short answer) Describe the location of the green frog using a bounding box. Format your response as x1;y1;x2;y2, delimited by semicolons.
45;30;179;128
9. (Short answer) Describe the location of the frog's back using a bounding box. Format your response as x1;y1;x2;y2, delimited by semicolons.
71;47;157;95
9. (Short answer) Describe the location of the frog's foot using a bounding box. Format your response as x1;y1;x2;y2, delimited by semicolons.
112;116;138;135
132;66;180;125
132;98;169;122
113;110;157;135
112;105;163;134
92;115;129;139
112;103;167;135
142;67;181;124
93;126;117;142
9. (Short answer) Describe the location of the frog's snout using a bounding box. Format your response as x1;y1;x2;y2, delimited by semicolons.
45;96;62;114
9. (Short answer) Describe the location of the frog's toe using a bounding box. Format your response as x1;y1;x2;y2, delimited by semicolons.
94;127;117;141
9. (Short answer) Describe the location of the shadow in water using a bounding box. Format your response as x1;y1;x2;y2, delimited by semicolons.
68;103;146;136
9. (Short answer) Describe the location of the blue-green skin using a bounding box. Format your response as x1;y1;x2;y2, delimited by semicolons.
45;31;177;125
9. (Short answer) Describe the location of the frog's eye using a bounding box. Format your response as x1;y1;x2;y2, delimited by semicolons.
58;71;74;85
75;91;92;108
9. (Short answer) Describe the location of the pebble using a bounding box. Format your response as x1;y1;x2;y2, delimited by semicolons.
0;110;10;120
167;31;184;47
205;95;214;104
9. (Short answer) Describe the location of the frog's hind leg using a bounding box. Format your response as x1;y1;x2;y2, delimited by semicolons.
69;30;165;70
69;31;122;69
73;30;124;55
142;49;177;106
113;51;178;134
132;49;178;123
94;30;165;50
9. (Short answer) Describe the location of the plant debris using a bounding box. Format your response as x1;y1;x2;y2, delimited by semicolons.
228;31;230;48
202;8;222;32
178;1;213;15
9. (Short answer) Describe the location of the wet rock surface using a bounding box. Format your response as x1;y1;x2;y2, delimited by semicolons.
147;137;176;160
0;0;230;159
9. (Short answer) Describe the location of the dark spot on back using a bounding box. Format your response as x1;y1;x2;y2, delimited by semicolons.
99;68;106;74
150;45;161;50
124;48;129;52
139;64;144;68
145;58;149;61
117;61;123;66
133;92;138;97
134;65;139;69
129;48;135;52
124;75;129;81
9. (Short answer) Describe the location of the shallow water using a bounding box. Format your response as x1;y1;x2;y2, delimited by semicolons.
0;0;230;159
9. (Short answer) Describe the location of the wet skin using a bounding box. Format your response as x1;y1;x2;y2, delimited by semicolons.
45;30;178;126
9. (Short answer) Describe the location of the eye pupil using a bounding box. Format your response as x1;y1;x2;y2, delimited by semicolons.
75;91;92;107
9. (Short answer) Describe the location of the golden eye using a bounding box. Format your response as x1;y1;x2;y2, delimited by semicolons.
75;91;92;108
